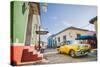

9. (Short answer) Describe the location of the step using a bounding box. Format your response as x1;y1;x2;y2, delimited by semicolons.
18;60;42;66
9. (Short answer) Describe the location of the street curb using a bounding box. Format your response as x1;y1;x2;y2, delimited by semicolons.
43;52;58;55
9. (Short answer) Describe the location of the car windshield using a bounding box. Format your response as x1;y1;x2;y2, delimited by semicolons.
66;40;79;45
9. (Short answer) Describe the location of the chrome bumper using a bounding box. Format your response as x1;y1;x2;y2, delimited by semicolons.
75;50;90;56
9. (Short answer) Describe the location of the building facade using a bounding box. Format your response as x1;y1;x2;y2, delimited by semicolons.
11;1;46;65
89;16;97;33
51;27;95;47
11;1;41;46
47;35;55;48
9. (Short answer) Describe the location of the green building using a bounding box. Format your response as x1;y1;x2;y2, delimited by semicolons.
11;1;41;46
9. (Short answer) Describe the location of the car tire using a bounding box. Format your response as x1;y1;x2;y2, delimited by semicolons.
58;49;61;54
70;50;76;58
59;51;61;54
84;54;88;56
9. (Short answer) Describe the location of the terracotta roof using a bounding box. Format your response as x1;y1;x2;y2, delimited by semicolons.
89;16;97;24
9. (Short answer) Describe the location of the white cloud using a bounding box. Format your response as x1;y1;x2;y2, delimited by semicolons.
61;20;73;27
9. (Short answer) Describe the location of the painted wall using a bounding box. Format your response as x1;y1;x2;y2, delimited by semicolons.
47;35;55;48
10;2;43;65
11;1;29;44
11;1;40;46
53;29;94;46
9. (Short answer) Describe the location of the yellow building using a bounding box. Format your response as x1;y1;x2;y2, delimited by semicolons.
53;27;95;47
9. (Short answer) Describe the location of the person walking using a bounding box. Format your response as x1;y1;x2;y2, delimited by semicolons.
40;42;46;53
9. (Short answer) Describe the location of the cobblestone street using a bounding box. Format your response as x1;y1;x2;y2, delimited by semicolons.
43;48;97;64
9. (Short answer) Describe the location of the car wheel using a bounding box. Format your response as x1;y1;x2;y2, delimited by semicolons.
59;51;61;54
58;49;61;54
84;54;88;56
70;50;76;58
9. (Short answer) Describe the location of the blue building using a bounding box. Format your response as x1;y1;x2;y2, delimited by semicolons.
47;35;55;48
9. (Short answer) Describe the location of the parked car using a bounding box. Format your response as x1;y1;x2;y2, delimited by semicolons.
57;40;91;57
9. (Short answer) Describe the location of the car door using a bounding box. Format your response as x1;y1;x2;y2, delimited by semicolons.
63;45;69;54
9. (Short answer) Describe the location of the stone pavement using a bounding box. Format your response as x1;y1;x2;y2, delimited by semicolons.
42;48;97;64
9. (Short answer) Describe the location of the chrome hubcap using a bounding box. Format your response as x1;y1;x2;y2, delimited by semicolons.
71;51;75;57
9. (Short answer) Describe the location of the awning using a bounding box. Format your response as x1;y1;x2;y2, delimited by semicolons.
76;35;96;40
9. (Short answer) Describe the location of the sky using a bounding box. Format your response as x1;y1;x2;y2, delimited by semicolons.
39;3;97;42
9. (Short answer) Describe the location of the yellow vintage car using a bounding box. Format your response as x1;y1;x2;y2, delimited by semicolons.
57;40;91;57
